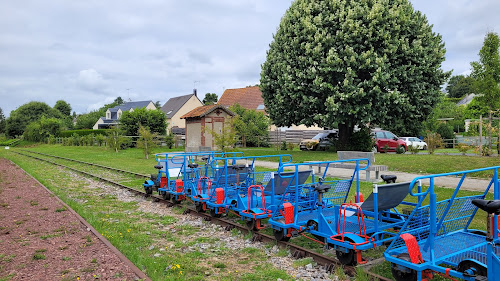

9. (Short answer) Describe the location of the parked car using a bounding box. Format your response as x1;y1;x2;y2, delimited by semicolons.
372;129;407;153
401;137;427;150
299;130;338;151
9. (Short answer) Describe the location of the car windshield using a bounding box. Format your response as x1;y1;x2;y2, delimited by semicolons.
312;133;328;140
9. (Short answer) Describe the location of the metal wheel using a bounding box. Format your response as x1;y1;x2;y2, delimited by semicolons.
209;208;222;218
391;253;417;281
161;192;170;200
145;186;153;195
273;229;290;242
458;260;487;277
335;237;356;265
246;219;259;231
195;202;204;213
171;196;181;205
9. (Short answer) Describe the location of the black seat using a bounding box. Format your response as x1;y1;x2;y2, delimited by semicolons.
201;156;209;161
472;199;500;215
381;174;397;184
154;165;163;170
231;164;246;171
188;163;199;169
313;184;330;194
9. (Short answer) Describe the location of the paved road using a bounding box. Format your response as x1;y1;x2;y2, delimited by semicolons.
254;160;494;193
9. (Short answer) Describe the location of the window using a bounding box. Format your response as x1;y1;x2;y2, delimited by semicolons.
106;112;110;119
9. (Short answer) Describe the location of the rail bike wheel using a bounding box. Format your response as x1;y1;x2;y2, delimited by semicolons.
335;237;357;266
246;218;260;231
273;229;290;242
390;253;417;281
209;208;222;218
161;192;170;200
171;196;181;205
458;260;487;277
195;202;204;213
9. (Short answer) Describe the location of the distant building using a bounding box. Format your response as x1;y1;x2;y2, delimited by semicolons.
457;93;476;106
218;86;265;111
181;104;235;151
160;90;203;130
218;86;322;131
92;101;156;130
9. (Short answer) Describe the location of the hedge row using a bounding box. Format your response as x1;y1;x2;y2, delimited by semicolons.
0;139;20;146
58;129;108;137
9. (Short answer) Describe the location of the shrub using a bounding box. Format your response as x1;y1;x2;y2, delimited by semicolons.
287;142;295;151
457;143;470;155
280;140;288;151
396;145;406;154
58;129;108;138
345;127;374;152
424;131;443;154
408;144;420;154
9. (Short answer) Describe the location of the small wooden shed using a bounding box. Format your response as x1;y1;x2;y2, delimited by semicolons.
180;104;235;151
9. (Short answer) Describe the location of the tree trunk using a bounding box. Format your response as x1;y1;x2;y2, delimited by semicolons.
489;110;492;151
338;122;355;151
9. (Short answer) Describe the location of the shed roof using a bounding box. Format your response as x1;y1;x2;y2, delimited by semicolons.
181;104;235;119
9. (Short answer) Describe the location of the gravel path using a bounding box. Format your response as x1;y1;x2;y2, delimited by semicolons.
254;160;493;192
0;159;143;281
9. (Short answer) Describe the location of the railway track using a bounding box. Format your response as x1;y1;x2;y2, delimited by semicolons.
13;149;392;281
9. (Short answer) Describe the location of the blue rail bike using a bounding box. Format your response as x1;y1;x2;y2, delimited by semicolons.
205;154;293;229
142;151;243;204
269;159;415;265
385;166;500;281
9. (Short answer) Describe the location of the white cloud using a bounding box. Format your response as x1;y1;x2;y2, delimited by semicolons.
77;69;106;91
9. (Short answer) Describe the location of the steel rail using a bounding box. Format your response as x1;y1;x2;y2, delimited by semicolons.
12;150;392;281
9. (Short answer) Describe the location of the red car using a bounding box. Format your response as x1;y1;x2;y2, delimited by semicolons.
372;129;407;153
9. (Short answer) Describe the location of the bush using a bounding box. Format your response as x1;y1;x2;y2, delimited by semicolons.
345;127;374;152
58;129;107;137
280;141;288;151
408;144;420;154
424;131;443;154
287;142;295;151
396;145;406;154
457;143;470;155
436;123;455;141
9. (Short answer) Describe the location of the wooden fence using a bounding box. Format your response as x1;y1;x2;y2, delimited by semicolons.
268;130;329;144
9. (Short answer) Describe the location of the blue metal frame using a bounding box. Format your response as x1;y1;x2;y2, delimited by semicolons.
384;166;500;281
267;159;408;250
204;154;293;222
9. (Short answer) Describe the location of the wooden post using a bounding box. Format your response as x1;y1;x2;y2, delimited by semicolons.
479;115;483;155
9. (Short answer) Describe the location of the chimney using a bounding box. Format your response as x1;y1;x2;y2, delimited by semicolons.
193;89;197;97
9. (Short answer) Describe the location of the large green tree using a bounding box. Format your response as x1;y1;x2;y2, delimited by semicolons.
54;100;72;116
203;93;218;105
119;108;167;136
0;107;5;134
5;101;62;137
470;32;500;150
260;0;448;148
446;75;474;98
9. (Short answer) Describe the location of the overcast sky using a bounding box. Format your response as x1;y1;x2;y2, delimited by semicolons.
1;0;499;116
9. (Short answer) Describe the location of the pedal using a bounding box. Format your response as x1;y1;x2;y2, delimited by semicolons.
291;229;299;237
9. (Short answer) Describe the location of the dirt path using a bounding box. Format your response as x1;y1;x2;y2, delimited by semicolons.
254;160;494;192
0;159;144;281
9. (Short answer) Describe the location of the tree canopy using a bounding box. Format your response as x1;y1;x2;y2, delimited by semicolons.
54;100;72;116
446;75;474;98
0;108;5;134
119;108;167;136
470;32;500;149
260;0;448;147
5;101;63;137
203;93;218;105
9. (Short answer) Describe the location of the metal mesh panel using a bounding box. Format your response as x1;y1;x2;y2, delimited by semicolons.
323;179;352;206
